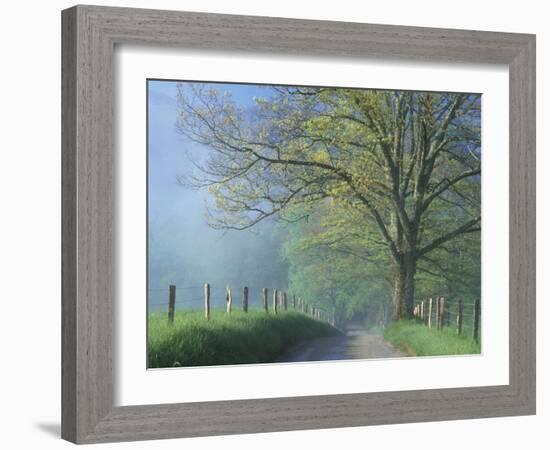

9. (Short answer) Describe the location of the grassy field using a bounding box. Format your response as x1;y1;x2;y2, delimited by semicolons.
384;320;481;357
148;309;340;368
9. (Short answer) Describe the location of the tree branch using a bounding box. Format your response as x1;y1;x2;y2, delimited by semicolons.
422;168;481;212
418;216;481;257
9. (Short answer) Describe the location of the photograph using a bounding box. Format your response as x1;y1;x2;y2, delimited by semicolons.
147;80;482;369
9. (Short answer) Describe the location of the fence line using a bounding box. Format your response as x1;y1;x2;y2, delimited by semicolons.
153;283;337;328
168;285;176;324
204;283;210;320
413;296;480;341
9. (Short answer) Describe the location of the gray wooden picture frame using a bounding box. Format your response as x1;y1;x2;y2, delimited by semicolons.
61;4;536;444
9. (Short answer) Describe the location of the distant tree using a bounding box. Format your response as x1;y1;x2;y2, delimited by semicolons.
175;84;481;319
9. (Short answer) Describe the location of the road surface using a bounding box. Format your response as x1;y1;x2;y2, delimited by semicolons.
275;322;405;362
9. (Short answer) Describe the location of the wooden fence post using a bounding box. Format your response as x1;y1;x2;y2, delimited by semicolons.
273;289;278;314
243;286;248;312
263;288;268;312
439;297;445;330
424;300;428;326
420;301;424;321
204;283;210;320
283;292;287;311
456;299;463;335
226;285;232;315
472;298;481;341
292;295;296;309
168;284;176;324
428;298;433;328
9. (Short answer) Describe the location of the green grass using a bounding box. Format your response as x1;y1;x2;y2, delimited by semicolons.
148;309;340;368
384;320;481;357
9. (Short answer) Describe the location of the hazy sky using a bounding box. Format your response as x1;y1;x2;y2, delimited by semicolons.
147;80;288;311
147;80;264;223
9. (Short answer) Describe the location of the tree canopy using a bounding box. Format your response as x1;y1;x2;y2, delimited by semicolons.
175;83;481;320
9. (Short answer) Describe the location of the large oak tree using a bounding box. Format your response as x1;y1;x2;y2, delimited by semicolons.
175;84;481;319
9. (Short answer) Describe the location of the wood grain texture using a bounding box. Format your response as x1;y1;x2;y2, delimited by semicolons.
61;4;536;444
61;7;77;443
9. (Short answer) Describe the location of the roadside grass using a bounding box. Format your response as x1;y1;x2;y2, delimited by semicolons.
148;309;341;368
384;320;481;357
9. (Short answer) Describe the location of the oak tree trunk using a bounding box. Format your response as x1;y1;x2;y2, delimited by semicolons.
392;252;417;320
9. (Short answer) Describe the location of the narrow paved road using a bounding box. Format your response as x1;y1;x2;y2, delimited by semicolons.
276;322;405;362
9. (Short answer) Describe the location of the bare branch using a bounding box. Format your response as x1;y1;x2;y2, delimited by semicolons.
418;216;481;257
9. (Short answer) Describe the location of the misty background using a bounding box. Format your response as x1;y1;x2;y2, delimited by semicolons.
148;80;289;311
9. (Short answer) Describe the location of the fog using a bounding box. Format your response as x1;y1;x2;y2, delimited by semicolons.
147;80;481;328
148;80;289;311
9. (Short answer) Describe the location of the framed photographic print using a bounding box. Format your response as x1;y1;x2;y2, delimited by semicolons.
62;5;536;444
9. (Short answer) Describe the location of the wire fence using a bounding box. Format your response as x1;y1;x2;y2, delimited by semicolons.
149;283;337;328
148;284;480;341
148;284;283;310
413;296;480;341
